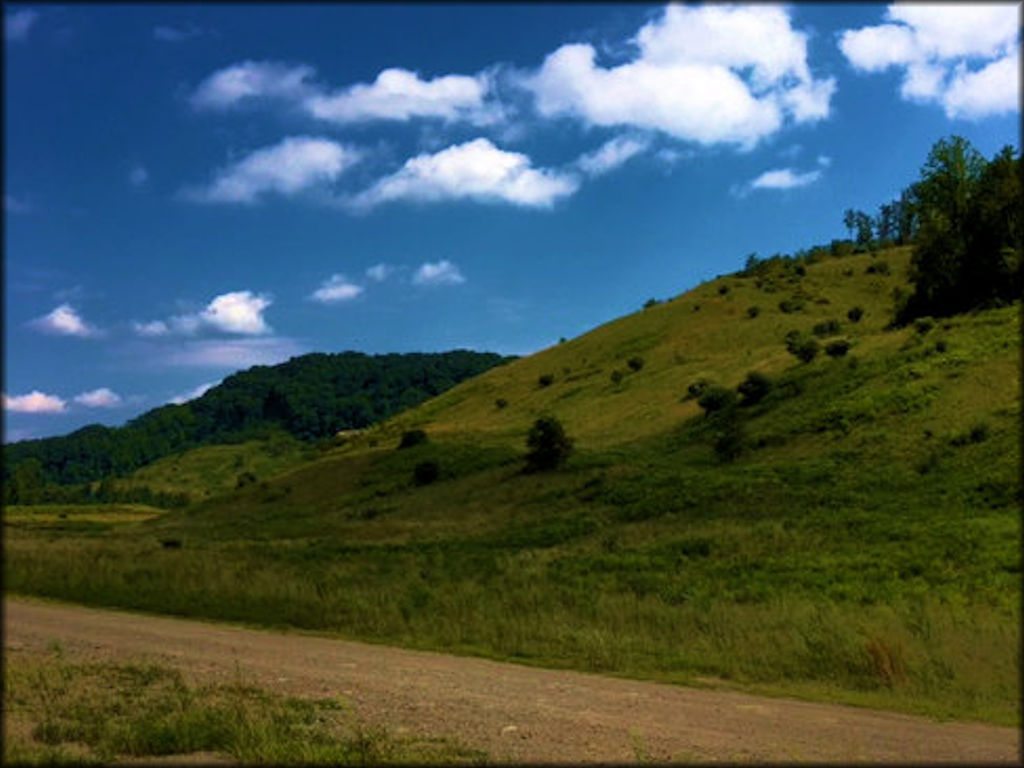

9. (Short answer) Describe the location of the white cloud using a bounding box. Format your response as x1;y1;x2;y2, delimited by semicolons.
750;167;823;191
192;60;501;125
129;165;149;186
839;4;1020;119
161;337;305;368
576;134;651;177
4;390;67;414
349;138;579;210
132;320;170;337
31;304;102;338
365;263;394;282
186;136;360;204
413;260;465;286
523;5;835;149
153;24;204;43
306;67;499;125
191;61;316;110
310;274;363;303
5;9;39;42
73;388;122;408
168;381;218;405
135;290;272;337
199;291;272;334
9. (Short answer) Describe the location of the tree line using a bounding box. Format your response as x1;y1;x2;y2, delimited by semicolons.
3;350;512;495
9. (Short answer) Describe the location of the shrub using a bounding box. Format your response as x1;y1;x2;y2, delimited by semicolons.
235;471;258;489
914;317;934;334
746;306;761;319
866;260;891;275
494;398;508;410
737;371;773;406
398;429;427;449
778;298;804;313
610;369;624;385
718;284;730;295
537;373;555;388
812;319;841;337
826;339;851;358
524;416;573;472
643;298;660;309
950;423;990;447
685;379;709;400
847;306;864;323
713;411;744;463
934;340;947;353
698;385;737;415
785;333;819;364
412;460;440;486
627;356;644;372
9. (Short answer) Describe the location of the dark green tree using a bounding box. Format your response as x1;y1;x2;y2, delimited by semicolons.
524;416;573;472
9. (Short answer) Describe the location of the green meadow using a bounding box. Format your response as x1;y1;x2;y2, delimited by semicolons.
6;247;1020;726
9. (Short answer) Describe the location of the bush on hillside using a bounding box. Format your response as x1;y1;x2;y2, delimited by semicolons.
685;379;709;401
825;339;851;358
524;416;574;472
538;374;555;388
847;306;864;323
747;306;761;319
737;372;773;406
698;385;737;416
412;460;440;486
398;429;428;449
812;319;841;337
494;398;508;410
785;332;819;364
627;356;645;372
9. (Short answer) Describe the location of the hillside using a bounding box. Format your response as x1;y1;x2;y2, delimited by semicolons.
3;350;512;498
6;243;1020;726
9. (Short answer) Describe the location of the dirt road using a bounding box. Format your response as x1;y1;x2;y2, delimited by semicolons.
5;597;1019;763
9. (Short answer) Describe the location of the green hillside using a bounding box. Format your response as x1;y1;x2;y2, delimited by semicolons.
7;243;1019;726
3;350;512;499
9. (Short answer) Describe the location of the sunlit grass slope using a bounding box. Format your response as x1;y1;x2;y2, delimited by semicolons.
6;246;1020;726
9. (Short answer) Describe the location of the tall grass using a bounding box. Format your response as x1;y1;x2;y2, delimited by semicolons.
3;645;483;765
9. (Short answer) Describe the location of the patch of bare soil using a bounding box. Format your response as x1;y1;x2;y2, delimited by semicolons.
5;597;1019;763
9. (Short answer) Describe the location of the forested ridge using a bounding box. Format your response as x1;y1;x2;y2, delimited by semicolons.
4;350;512;494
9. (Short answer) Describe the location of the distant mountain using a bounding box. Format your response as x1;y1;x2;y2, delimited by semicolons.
3;350;513;489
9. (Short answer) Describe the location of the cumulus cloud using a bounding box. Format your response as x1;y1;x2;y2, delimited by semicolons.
5;9;39;42
185;136;359;204
413;260;465;286
4;390;67;413
523;4;835;149
348;138;579;210
365;263;394;282
31;304;102;338
576;134;651;177
168;381;218;405
839;4;1020;119
310;274;363;303
305;67;499;125
192;60;501;125
73;388;122;408
160;337;305;368
135;290;272;337
191;61;316;110
199;291;272;334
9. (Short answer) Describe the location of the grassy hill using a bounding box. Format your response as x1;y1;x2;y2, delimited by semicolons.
6;245;1020;726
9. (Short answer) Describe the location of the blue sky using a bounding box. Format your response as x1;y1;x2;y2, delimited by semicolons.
4;3;1020;442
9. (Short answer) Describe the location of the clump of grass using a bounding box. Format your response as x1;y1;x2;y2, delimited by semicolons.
3;647;482;765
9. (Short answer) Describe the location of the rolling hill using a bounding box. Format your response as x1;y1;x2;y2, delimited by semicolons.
6;243;1020;726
